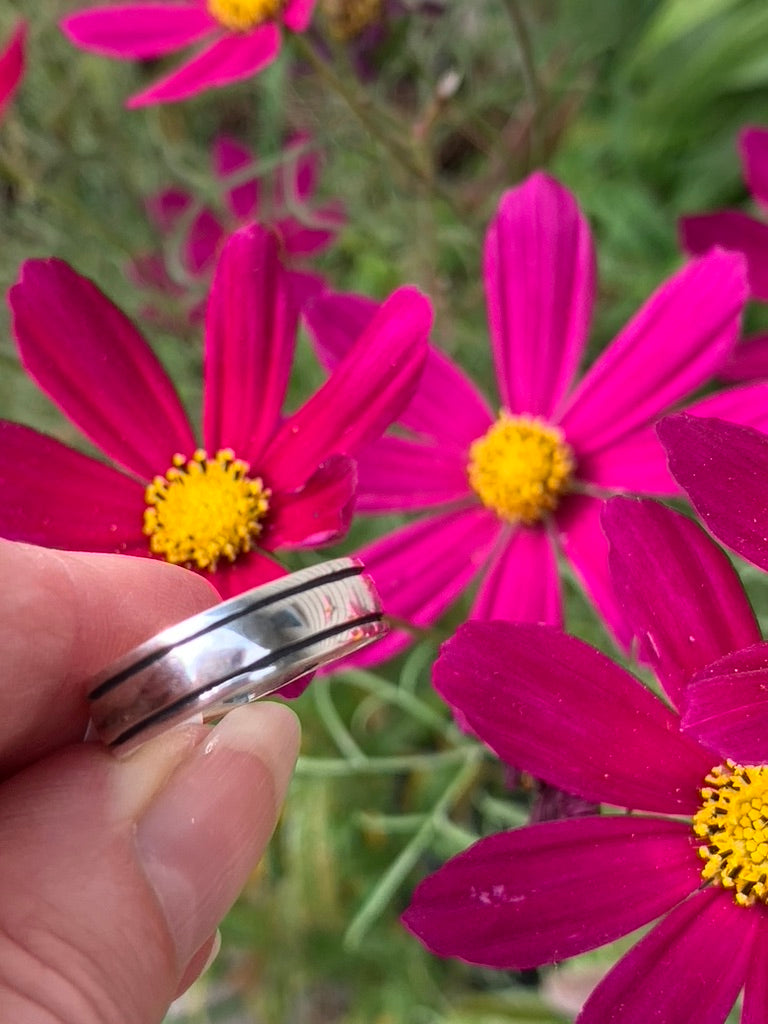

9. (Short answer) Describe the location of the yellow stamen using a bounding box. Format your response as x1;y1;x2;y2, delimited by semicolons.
467;412;575;524
694;760;768;907
143;448;271;572
320;0;384;40
207;0;284;32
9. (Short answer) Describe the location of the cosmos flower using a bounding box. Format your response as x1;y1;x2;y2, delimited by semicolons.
404;497;768;1024
0;21;26;120
681;126;768;381
306;171;768;664
61;0;316;107
131;132;343;322
0;224;431;599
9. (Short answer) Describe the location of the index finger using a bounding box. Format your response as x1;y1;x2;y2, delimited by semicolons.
0;539;218;777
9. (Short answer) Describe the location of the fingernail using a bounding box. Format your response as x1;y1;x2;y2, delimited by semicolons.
174;929;222;999
133;702;300;966
201;929;222;975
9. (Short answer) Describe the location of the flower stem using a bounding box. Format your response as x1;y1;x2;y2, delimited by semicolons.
343;750;483;948
502;0;541;108
312;676;366;762
335;667;458;738
295;746;475;778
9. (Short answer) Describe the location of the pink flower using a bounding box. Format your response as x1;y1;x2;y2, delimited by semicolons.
404;497;768;1023
132;132;343;323
0;21;26;120
659;411;768;576
681;126;768;381
0;224;431;599
61;1;316;107
306;172;768;664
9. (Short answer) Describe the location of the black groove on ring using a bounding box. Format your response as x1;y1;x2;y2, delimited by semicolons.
89;563;364;700
108;611;383;748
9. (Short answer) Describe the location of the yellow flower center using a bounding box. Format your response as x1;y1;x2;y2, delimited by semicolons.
143;449;271;572
320;0;384;40
467;413;575;524
694;760;768;907
207;0;284;31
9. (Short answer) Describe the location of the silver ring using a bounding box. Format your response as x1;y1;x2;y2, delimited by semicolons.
88;558;385;755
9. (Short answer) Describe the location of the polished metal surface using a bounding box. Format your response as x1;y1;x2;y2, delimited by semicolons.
88;559;385;754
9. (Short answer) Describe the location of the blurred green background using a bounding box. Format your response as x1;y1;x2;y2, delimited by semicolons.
2;1;768;1020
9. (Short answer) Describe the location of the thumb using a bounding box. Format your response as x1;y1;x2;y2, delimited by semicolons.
0;702;299;1024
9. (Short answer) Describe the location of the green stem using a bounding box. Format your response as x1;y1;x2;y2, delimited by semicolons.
432;815;480;853
295;746;476;778
343;751;483;948
502;0;541;107
398;641;436;695
335;668;457;738
146;111;313;199
477;793;529;829
312;676;366;762
357;812;428;835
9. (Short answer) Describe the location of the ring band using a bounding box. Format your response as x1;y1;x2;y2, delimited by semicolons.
88;558;385;755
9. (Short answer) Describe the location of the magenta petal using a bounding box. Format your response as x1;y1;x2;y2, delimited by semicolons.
680;212;768;301
484;172;595;417
209;550;287;600
261;287;432;492
0;421;146;552
9;259;196;479
274;133;318;205
283;0;317;31
741;909;768;1024
213;135;260;220
276;211;343;257
470;526;562;627
577;425;677;494
361;508;500;625
556;494;625;643
404;345;495;448
304;290;493;447
720;333;768;383
286;268;326;310
264;455;356;549
355;436;471;512
435;621;715;813
128;252;179;293
351;507;501;664
560;249;747;453
403;816;697;970
146;187;192;233
604;498;759;710
304;291;377;369
61;5;215;58
0;21;25;119
183;207;225;275
203;225;299;458
579;888;756;1024
333;508;501;671
741;126;768;210
127;27;279;107
682;642;768;763
658;413;768;571
684;381;768;433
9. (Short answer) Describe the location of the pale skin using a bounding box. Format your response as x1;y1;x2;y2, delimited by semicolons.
0;539;300;1024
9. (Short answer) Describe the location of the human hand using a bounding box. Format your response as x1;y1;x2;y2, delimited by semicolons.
0;539;300;1023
